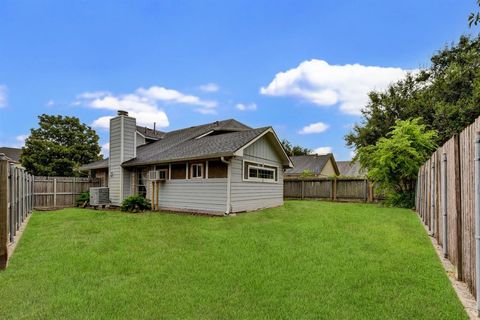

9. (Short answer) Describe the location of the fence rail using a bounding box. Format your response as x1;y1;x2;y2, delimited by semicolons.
284;178;383;202
416;115;480;299
0;156;33;269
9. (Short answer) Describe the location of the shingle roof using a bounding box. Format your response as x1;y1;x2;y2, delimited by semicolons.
79;158;109;170
0;147;22;163
136;126;165;140
285;154;339;176
123;127;269;166
337;161;366;178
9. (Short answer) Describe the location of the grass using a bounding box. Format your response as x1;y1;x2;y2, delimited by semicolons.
0;201;467;319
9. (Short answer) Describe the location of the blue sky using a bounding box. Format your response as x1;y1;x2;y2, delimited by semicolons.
0;0;477;159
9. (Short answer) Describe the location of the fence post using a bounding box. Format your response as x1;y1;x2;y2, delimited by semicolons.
454;134;463;280
72;177;76;206
430;159;436;236
301;180;305;200
332;179;337;201
53;178;57;208
474;131;480;314
441;152;448;258
0;154;9;269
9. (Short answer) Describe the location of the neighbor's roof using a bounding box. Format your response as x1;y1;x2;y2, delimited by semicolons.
0;147;22;163
79;158;109;170
336;161;367;178
285;154;339;176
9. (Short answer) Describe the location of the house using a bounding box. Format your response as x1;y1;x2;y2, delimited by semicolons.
80;110;293;215
284;154;339;178
336;161;367;178
0;147;22;165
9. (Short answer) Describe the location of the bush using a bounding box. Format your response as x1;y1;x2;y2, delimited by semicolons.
384;190;415;208
76;191;90;207
121;195;151;212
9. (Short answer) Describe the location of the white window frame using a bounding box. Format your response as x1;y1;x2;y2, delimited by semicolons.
158;168;168;180
190;163;204;179
242;160;279;183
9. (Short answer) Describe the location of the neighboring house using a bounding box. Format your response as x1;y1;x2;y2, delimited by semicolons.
0;147;22;165
80;110;293;215
336;161;367;178
285;154;339;178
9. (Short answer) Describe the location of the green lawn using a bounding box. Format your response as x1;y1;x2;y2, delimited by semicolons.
0;201;467;319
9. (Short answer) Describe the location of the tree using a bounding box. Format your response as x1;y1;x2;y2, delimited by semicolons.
357;118;437;208
21;114;102;176
346;35;480;151
281;139;312;156
469;0;480;26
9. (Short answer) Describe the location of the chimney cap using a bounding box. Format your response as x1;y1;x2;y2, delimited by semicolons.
117;110;129;116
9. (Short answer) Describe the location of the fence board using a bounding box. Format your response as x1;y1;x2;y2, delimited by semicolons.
284;178;381;203
33;176;100;209
416;115;480;297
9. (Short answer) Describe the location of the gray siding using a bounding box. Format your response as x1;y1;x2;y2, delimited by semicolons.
231;135;284;212
152;178;227;215
109;115;137;206
136;132;146;147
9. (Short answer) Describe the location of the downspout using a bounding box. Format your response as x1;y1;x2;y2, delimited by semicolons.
221;157;231;215
441;152;448;258
474;131;480;315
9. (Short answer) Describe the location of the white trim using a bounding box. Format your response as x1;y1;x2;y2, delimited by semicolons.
205;160;209;179
233;128;293;168
134;131;137;157
242;159;279;184
185;162;189;179
190;163;204;179
135;130;160;141
195;130;214;139
168;164;172;180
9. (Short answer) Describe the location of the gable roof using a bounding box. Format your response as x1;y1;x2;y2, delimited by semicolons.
78;119;291;169
79;158;109;170
0;147;22;163
123;126;275;166
285;154;339;176
337;161;367;178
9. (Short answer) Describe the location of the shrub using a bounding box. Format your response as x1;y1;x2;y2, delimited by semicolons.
121;195;151;212
76;191;90;207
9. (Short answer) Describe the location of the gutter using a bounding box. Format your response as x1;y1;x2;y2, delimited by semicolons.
221;156;232;215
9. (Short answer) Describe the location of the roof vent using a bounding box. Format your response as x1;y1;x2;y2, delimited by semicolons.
117;110;129;116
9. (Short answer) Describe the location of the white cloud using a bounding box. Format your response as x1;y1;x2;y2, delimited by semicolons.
46;99;55;107
311;146;332;155
10;135;28;148
235;103;257;111
198;83;219;92
101;142;110;157
299;122;329;134
260;59;414;115
77;85;218;129
0;85;7;108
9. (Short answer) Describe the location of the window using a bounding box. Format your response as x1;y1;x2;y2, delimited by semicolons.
191;163;203;178
244;161;278;183
137;170;147;198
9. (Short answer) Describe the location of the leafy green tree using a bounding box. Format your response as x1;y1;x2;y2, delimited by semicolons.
346;35;480;151
357;118;437;208
281;139;312;156
21;114;102;176
469;0;480;26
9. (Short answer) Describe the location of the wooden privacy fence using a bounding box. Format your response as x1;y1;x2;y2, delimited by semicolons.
0;155;34;268
284;178;383;202
33;176;100;209
416;116;480;299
